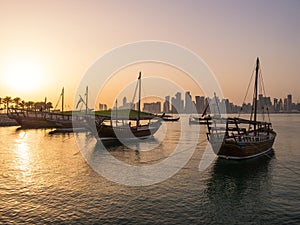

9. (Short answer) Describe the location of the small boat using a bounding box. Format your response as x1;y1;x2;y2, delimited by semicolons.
160;113;180;122
206;58;276;159
189;115;212;125
86;72;162;141
189;102;212;125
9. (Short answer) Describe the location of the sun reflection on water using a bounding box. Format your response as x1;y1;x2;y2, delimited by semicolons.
14;131;32;182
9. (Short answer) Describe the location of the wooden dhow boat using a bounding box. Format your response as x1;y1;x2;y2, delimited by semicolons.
8;88;87;130
86;72;162;141
206;58;276;159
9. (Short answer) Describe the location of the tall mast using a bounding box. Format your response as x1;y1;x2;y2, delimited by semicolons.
61;87;64;112
115;99;118;126
253;57;259;132
85;86;88;114
137;72;141;126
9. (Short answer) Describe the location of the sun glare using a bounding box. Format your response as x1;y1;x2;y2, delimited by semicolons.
4;57;44;93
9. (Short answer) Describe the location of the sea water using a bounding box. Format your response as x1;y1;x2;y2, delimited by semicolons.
0;114;299;224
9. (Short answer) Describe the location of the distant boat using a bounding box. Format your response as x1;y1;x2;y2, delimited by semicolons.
189;103;212;125
159;113;180;122
8;88;86;130
206;58;276;159
86;72;162;141
8;109;57;128
189;115;212;125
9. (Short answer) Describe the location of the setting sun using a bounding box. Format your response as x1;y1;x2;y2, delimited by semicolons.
4;57;44;93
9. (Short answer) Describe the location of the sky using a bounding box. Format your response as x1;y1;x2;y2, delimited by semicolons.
0;0;299;109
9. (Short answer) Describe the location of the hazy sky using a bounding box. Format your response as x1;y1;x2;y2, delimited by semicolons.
0;0;299;108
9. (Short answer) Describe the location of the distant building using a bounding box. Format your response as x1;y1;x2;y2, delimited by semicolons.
257;94;273;113
171;97;176;113
284;98;288;111
171;92;183;113
195;96;200;113
119;96;133;109
274;98;279;112
143;102;161;113
287;94;292;112
185;91;193;113
99;103;107;111
278;98;283;111
163;96;170;113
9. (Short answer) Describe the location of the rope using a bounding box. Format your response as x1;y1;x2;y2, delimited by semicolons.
130;79;139;109
54;92;62;111
259;66;271;123
239;68;255;118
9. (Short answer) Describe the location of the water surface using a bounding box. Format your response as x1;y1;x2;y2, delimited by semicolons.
0;114;299;224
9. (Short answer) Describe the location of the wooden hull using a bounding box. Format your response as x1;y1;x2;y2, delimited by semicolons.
210;132;276;159
9;111;84;129
14;117;57;129
96;122;161;141
162;117;180;122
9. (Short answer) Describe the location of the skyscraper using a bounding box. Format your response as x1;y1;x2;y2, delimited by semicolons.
163;95;170;113
287;94;292;112
175;92;183;113
185;91;193;113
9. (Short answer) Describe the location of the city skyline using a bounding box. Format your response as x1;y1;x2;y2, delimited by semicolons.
1;90;299;114
111;91;300;114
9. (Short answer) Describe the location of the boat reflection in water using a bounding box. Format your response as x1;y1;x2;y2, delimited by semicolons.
205;151;275;224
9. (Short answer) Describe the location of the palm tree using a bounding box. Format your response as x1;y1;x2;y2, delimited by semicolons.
25;101;34;110
2;96;12;113
19;100;26;110
46;102;53;111
34;102;45;111
13;97;21;109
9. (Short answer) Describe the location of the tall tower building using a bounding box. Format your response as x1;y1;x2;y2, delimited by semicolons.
175;92;183;113
287;94;292;112
185;91;193;113
163;95;170;113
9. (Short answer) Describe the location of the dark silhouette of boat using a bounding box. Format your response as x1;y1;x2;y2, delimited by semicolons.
206;58;276;159
189;115;212;125
159;113;180;122
8;88;86;130
86;72;162;141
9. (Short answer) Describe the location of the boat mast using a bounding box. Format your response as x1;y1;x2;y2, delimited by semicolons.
137;72;141;126
214;92;221;115
115;99;118;126
61;87;64;112
85;86;88;114
253;57;259;132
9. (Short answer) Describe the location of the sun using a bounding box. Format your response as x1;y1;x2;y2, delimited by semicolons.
4;57;44;93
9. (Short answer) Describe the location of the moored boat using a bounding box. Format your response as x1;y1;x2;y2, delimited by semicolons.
189;115;212;125
206;58;276;159
86;72;162;141
7;88;87;130
160;113;180;122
